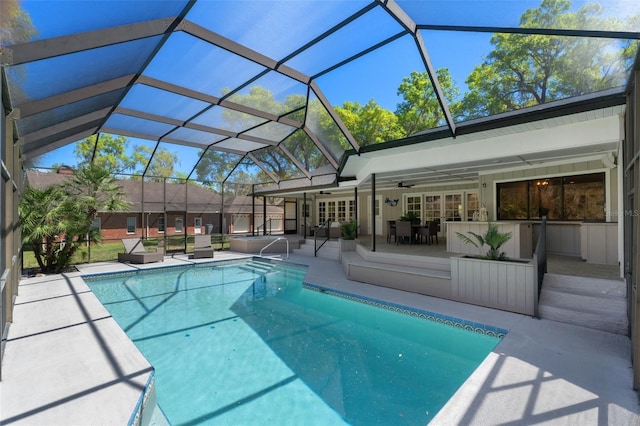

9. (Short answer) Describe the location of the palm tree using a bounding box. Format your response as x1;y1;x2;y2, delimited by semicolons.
20;165;130;273
20;185;70;273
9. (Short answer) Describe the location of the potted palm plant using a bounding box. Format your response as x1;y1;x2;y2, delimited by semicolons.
456;222;512;260
339;220;359;257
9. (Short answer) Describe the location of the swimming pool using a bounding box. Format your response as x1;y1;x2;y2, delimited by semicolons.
85;258;504;425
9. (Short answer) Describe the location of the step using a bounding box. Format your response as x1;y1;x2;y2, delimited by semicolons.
538;303;628;335
538;277;628;335
294;240;340;259
238;262;274;274
540;288;626;313
543;274;625;297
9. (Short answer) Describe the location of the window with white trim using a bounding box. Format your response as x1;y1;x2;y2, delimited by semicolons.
126;217;136;234
175;217;183;233
158;216;165;233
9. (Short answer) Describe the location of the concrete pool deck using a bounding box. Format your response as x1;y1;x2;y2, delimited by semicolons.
1;252;638;425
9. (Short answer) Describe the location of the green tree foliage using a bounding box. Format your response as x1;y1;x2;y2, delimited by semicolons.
282;130;331;173
395;69;461;136
75;134;133;172
334;100;404;146
20;165;130;273
198;88;336;187
75;134;179;180
462;0;634;118
0;0;37;46
134;145;179;180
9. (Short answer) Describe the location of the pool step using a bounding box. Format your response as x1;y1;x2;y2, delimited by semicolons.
239;261;275;275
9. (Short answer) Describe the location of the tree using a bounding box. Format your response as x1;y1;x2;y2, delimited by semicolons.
395;69;461;136
334;100;404;146
134;145;179;180
461;0;633;118
0;0;37;46
75;134;133;172
20;165;130;273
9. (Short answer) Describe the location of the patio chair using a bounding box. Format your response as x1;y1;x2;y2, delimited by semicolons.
193;235;214;259
387;220;396;243
428;220;439;245
117;238;164;264
418;223;431;244
396;220;413;245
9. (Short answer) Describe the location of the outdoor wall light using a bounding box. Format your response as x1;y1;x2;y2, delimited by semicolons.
385;197;399;207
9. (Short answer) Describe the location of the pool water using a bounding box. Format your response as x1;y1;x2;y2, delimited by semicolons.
85;259;502;425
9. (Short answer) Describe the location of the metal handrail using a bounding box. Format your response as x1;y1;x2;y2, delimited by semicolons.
259;237;289;259
256;218;272;235
314;219;332;257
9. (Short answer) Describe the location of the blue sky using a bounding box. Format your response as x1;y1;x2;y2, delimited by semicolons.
20;0;640;173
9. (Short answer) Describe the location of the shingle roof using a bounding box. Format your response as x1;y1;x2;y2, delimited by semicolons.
25;171;282;214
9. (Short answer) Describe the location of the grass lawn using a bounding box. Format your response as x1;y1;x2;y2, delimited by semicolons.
22;235;231;270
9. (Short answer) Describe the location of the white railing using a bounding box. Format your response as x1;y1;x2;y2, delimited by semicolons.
259;237;289;259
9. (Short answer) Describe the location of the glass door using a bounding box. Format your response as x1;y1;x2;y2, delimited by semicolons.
444;194;463;222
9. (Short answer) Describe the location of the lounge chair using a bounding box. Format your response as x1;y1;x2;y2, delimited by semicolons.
117;238;164;264
193;235;214;259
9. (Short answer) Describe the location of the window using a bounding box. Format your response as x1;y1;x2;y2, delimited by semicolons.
327;201;336;222
349;200;355;220
175;218;183;233
158;216;165;232
318;201;326;224
194;217;202;234
466;193;479;221
424;195;441;221
91;217;101;230
497;181;528;219
444;194;462;221
406;196;421;220
126;217;136;234
497;173;605;221
337;200;346;222
563;174;605;220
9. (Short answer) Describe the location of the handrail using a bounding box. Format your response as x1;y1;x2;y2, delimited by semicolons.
533;217;547;318
259;237;289;259
256;218;272;235
314;219;332;257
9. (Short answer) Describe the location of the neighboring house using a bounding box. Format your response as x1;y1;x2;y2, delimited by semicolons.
25;170;284;240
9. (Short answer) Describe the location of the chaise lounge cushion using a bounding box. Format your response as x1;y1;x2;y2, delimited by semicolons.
117;238;164;264
193;235;214;259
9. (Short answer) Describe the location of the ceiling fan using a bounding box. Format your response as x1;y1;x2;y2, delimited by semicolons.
397;181;415;188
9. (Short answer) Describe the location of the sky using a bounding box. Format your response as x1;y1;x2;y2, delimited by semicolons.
18;0;640;175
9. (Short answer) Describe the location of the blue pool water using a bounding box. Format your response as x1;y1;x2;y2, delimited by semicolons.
85;259;503;425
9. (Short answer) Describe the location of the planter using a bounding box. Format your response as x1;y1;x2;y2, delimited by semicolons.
339;238;359;261
450;255;536;315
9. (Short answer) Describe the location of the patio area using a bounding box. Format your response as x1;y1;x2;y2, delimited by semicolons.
343;234;622;280
0;250;636;425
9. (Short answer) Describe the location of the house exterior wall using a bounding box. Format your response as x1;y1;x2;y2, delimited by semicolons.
97;212;224;240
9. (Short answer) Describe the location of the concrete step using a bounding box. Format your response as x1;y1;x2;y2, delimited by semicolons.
293;240;340;260
539;274;628;335
543;274;625;297
537;303;628;335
